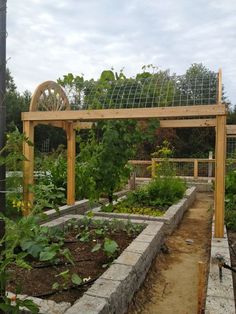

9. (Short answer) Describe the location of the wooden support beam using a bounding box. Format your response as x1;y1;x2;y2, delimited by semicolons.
33;121;93;130
215;115;226;238
22;105;226;122
23;121;34;215
66;122;76;205
160;119;216;128
33;121;66;129
226;125;236;135
73;122;93;130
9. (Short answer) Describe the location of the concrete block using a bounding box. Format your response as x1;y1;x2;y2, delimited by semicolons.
64;295;109;314
205;295;235;314
85;278;129;314
114;251;143;268
101;263;134;282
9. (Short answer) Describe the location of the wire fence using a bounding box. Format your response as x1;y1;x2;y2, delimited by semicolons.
64;72;219;110
128;157;236;179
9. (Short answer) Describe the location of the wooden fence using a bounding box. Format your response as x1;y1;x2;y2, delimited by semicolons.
129;158;236;180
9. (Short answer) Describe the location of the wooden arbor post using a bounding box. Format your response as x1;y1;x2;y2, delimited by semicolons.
22;121;34;214
214;69;226;238
66;122;76;205
23;81;71;213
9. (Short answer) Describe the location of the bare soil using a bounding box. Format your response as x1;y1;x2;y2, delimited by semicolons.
7;228;139;304
127;192;213;314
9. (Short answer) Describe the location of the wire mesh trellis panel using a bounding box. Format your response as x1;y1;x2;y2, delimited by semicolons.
132;163;152;178
226;137;236;172
131;159;216;179
227;137;236;158
65;72;218;110
198;162;215;177
174;162;194;177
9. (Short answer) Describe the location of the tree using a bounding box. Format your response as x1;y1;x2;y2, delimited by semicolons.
6;69;30;132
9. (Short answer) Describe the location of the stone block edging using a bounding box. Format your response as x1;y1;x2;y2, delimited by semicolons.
43;189;129;222
205;220;235;314
92;186;197;235
16;187;196;314
26;214;165;314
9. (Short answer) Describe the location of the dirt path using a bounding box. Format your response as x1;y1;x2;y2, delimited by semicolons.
127;192;213;314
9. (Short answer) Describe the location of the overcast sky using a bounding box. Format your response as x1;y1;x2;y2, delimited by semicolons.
7;0;236;104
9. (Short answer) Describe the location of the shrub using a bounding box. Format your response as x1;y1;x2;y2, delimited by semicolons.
225;168;236;230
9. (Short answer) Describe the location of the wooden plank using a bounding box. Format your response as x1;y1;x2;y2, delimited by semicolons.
73;122;93;130
21;105;226;122
128;160;152;165
218;69;222;104
66;122;76;205
23;121;34;215
33;121;93;130
194;159;198;179
151;159;156;178
33;121;66;128
226;125;236;135
215;115;226;238
129;158;216;163
160;119;216;128
197;261;206;313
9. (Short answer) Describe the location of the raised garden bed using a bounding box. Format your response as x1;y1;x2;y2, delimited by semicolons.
43;189;129;222
92;186;197;235
8;218;143;304
6;188;197;313
6;214;166;314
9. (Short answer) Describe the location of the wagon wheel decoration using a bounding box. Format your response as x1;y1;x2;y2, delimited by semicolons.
29;81;70;111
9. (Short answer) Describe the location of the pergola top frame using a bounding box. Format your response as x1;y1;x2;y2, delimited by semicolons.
22;69;227;238
22;104;227;122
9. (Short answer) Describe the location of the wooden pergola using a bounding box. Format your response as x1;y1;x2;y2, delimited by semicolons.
22;70;227;237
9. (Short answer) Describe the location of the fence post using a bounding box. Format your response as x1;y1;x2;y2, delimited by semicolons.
194;159;198;179
208;151;213;182
151;158;156;178
129;171;136;190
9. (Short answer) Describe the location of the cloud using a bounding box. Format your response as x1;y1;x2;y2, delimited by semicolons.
6;0;236;104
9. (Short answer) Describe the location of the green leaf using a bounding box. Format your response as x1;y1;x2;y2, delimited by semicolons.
20;239;35;251
0;303;13;312
39;250;56;261
91;243;101;252
20;299;39;313
52;282;60;290
103;238;118;257
71;273;82;285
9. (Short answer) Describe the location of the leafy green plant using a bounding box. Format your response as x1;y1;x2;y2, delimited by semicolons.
0;127;33;218
92;237;119;267
0;295;39;314
225;167;236;230
101;142;186;215
52;270;82;291
30;182;66;213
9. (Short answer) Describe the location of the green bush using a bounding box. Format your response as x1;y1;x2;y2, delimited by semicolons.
225;168;236;230
102;174;186;215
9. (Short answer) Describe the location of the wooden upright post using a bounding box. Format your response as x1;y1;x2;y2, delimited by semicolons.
215;116;226;237
215;68;226;238
66;122;75;205
194;159;198;179
151;158;156;178
23;120;34;215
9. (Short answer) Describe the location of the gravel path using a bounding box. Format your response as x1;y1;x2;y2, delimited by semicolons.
127;192;213;314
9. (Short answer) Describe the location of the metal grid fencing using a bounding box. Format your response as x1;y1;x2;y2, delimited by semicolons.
64;72;218;110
